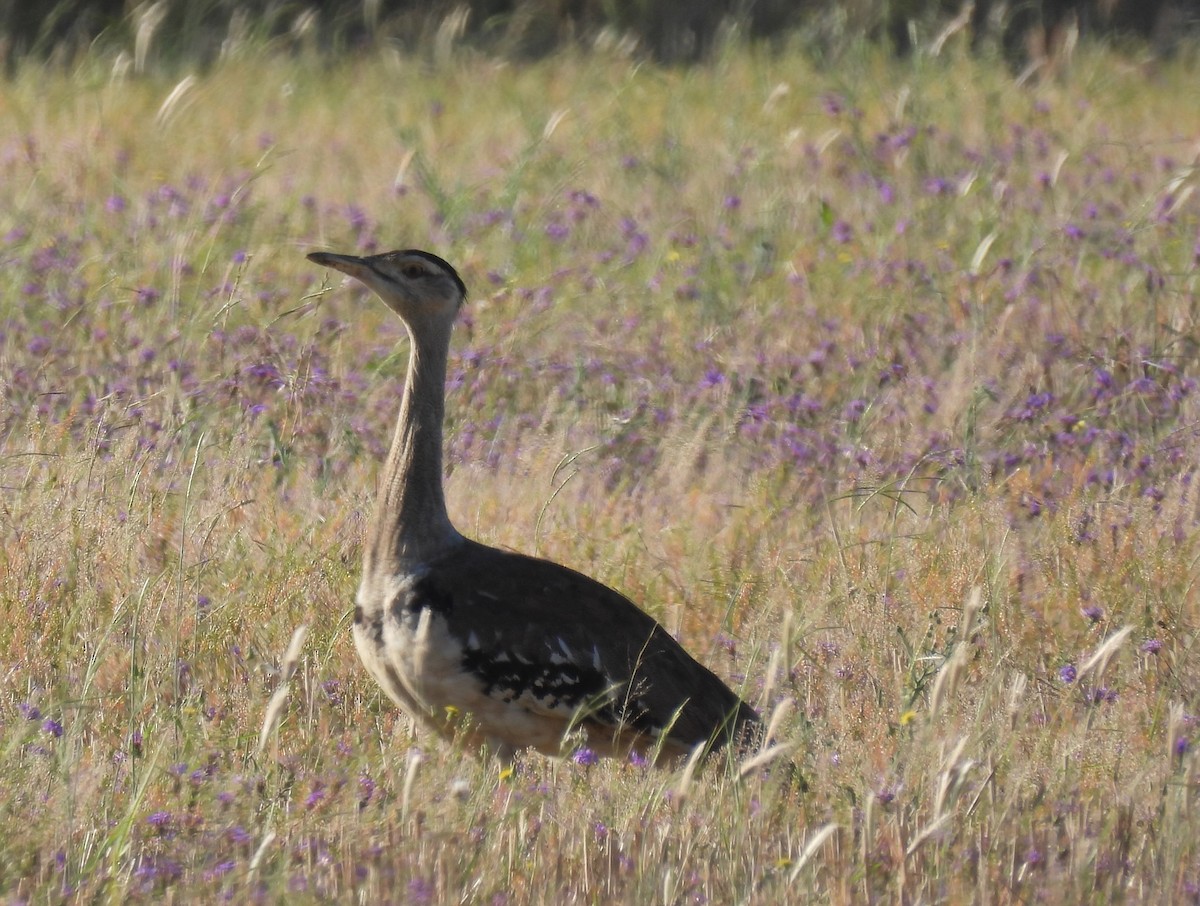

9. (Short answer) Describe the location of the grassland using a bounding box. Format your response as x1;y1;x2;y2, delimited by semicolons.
1;36;1200;903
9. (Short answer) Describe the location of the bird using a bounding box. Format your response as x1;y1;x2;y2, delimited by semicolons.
307;248;762;764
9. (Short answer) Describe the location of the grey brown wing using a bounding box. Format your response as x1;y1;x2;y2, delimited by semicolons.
418;540;759;749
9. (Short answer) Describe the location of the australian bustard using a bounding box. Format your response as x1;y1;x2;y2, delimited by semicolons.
308;248;761;763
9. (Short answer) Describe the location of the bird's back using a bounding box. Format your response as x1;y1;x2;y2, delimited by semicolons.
355;538;760;760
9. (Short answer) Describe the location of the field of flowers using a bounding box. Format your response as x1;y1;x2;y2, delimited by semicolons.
2;36;1199;903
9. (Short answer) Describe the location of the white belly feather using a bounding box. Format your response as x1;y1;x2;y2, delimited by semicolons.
354;574;574;754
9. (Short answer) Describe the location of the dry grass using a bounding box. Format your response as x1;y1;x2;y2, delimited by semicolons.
2;37;1200;903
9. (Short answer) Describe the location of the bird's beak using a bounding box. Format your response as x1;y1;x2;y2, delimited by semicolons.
307;251;375;283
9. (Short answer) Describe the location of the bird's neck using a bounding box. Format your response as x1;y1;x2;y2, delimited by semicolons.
365;321;462;577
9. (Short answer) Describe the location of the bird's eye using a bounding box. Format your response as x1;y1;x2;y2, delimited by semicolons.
401;264;426;279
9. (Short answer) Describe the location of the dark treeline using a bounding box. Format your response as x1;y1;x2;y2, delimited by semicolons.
1;0;1198;73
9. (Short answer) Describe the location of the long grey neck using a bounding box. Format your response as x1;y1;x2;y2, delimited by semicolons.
364;319;463;577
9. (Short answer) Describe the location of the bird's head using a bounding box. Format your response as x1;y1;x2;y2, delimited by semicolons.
307;249;466;327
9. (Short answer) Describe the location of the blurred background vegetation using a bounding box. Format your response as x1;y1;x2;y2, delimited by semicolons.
1;0;1198;74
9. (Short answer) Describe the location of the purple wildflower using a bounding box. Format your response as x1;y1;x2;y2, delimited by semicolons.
624;231;649;260
573;747;599;766
408;878;435;905
1058;665;1077;684
924;177;952;195
203;860;236;882
358;773;376;806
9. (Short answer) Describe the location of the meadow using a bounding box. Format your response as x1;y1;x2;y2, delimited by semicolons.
1;33;1200;904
